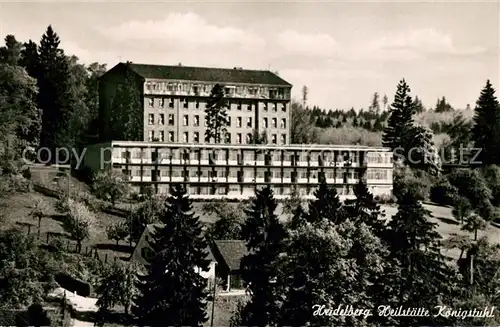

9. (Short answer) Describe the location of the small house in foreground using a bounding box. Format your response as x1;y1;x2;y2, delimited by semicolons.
211;240;248;291
131;224;216;282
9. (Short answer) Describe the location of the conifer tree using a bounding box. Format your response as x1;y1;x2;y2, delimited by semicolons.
382;79;416;155
288;203;307;230
132;184;210;327
307;178;344;224
471;80;500;165
383;191;458;326
238;186;286;327
108;63;142;141
205;83;229;143
344;180;385;234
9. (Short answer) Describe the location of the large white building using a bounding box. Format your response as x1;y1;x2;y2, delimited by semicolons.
83;141;394;200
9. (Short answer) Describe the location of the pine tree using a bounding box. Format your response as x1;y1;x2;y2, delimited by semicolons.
413;96;425;113
205;84;229;143
109;63;142;140
344;180;385;234
19;40;39;78
132;184;210;327
288;203;307;230
307;178;344;224
382;79;417;158
369;92;380;113
36;26;84;158
0;35;23;65
238;186;286;327
472;80;500;165
382;94;388;111
383;191;458;326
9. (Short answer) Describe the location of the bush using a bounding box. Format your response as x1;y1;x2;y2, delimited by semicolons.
91;170;131;207
393;166;431;201
447;168;493;219
430;177;458;206
481;165;500;206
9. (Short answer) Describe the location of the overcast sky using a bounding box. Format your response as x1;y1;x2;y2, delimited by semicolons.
0;0;498;110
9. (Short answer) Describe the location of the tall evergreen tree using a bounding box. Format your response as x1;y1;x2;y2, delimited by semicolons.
36;26;85;159
132;184;210;327
471;80;500;165
205;84;229;143
382;191;458;326
238;186;286;327
19;40;39;78
382;79;417;161
0;35;23;65
307;178;344;224
435;96;454;113
344;180;385;234
413;96;425;113
382;94;388;111
108;63;142;141
369;92;380;113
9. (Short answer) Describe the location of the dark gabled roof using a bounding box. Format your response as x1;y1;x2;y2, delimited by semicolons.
213;240;248;271
121;62;292;86
141;224;216;262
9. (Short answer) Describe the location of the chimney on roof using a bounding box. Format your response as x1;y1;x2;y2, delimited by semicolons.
178;62;182;66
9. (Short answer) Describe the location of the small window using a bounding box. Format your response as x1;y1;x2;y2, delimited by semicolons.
194;115;199;127
148;130;154;142
282;103;287;112
237;117;242;128
183;115;189;126
183;99;189;109
183;132;188;143
194;132;199;143
247;103;252;111
195;100;200;109
227;117;231;127
226;133;231;144
272;134;277;144
273;103;278;112
263;118;268;128
148;98;153;107
246;117;252;128
237;133;242;144
159;114;165;125
280;118;286;129
168;131;174;142
148;114;154;125
272;118;277;128
169;98;174;108
159;98;165;108
281;134;286;144
159;131;164;142
141;247;154;261
237;102;242;110
264;103;268;111
246;133;252;144
168;114;174;126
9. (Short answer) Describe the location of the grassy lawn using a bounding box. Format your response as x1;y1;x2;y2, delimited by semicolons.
0;191;133;263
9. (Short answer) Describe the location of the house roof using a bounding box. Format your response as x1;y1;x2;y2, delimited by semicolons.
123;62;292;87
141;223;216;262
213;240;248;271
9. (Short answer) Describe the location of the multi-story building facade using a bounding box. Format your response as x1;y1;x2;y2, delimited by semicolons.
83;141;393;200
98;62;292;145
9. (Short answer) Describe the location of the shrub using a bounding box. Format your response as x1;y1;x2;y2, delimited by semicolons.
91;170;131;207
430;177;458;206
447;168;493;219
393;166;431;201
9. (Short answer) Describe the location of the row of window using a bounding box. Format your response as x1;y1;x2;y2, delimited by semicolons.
123;167;365;180
145;82;289;100
115;149;390;166
147;113;286;129
147;97;287;112
147;130;288;144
